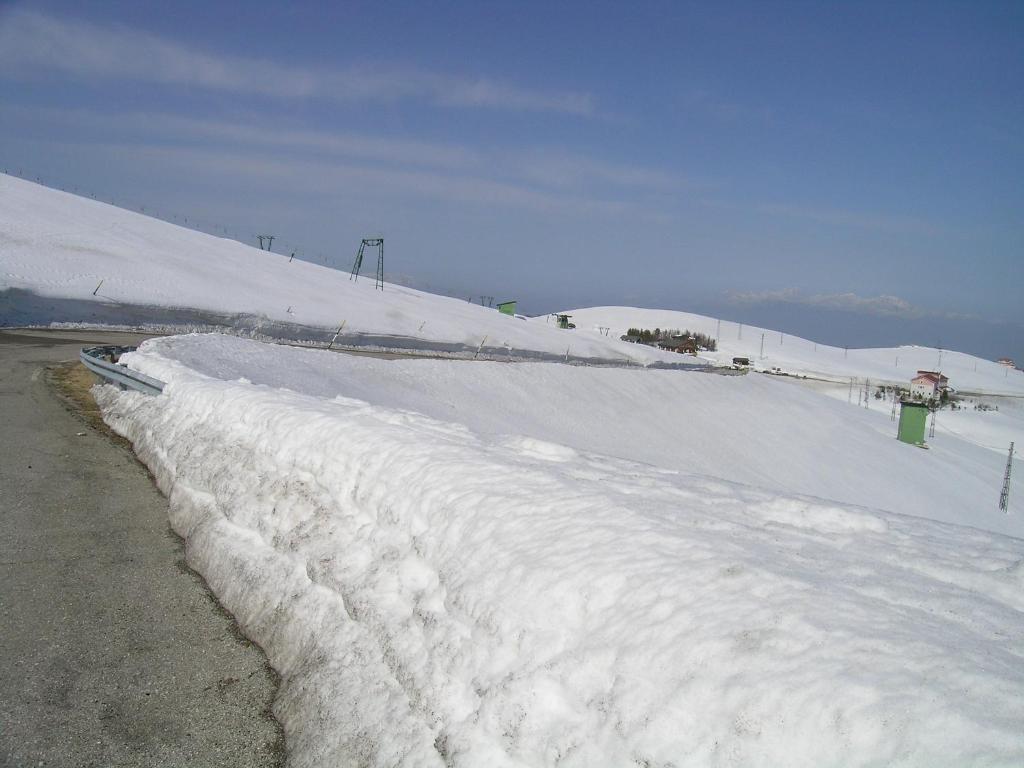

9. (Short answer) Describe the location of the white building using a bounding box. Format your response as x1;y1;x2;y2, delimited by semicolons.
910;370;948;400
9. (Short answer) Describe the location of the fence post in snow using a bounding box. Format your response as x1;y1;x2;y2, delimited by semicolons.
474;335;488;360
327;320;347;350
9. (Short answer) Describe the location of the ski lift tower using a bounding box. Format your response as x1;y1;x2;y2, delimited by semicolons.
350;238;384;290
1000;442;1014;512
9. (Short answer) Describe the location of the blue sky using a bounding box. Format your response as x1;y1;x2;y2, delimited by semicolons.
1;1;1021;358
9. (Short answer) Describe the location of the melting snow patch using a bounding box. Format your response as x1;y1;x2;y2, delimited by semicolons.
503;436;579;463
752;499;889;535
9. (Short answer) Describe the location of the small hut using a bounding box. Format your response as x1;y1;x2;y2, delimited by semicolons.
897;400;930;447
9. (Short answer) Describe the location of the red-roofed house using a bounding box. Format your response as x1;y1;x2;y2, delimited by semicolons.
910;370;949;400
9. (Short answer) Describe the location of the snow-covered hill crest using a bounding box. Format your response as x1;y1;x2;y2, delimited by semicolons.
0;174;675;365
557;305;1024;395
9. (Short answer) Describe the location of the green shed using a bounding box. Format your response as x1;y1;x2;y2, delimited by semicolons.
897;400;929;447
497;300;517;316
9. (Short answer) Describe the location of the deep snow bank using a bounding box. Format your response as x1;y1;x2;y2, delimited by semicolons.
95;337;1024;767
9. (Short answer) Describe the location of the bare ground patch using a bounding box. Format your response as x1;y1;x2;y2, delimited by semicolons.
45;361;133;447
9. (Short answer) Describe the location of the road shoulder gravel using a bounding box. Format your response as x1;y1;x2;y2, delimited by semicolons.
0;330;284;768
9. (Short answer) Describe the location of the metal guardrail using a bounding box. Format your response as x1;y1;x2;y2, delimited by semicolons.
80;346;165;396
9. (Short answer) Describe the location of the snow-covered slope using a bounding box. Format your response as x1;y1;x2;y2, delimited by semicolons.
0;174;674;364
132;334;1023;538
558;305;1024;395
96;334;1024;767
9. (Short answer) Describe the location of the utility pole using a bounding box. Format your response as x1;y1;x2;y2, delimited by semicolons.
929;407;937;438
999;442;1014;512
760;333;765;359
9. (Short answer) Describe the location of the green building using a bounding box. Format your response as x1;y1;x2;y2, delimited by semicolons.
497;300;517;316
897;400;929;447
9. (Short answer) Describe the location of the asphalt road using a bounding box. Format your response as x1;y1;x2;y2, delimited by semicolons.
0;329;284;767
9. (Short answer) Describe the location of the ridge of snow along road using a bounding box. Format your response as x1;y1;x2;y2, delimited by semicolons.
95;336;1024;767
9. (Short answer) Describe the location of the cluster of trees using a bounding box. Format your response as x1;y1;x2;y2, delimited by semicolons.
625;327;718;352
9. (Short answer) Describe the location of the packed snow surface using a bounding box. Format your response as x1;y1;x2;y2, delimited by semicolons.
558;306;1024;396
96;334;1024;767
0;174;671;364
133;334;1023;538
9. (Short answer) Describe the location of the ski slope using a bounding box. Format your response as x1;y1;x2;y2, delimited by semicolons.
95;334;1024;767
558;306;1024;396
132;334;1022;537
0;174;673;365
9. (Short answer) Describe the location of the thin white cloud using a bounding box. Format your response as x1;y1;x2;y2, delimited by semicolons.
0;103;483;170
756;202;940;237
58;140;641;218
1;103;681;202
0;9;595;115
727;288;971;320
511;149;678;190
